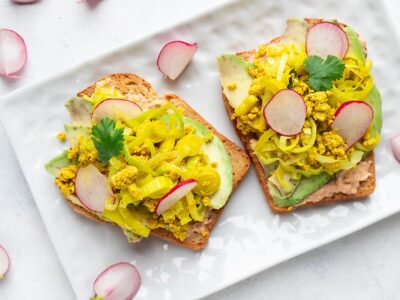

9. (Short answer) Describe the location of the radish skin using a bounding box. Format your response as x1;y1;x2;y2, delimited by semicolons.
332;101;374;150
391;133;400;162
306;22;349;58
75;164;114;213
155;179;197;215
263;89;306;136
157;41;197;80
92;98;143;123
93;262;141;300
13;0;37;3
0;245;10;279
0;29;27;77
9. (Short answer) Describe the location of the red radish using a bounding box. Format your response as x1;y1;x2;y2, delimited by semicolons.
92;98;143;123
332;101;374;150
0;29;27;77
306;22;349;58
391;133;400;162
157;41;197;80
13;0;37;3
155;179;197;215
263;89;306;136
93;262;141;300
0;245;10;279
75;164;114;213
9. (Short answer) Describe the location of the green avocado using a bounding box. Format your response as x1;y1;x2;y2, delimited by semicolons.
217;54;253;109
345;27;366;64
65;97;93;126
280;18;309;46
45;150;71;176
183;116;233;209
269;172;333;207
64;123;91;146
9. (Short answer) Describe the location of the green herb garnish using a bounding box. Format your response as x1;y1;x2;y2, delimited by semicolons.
91;117;124;162
304;55;345;91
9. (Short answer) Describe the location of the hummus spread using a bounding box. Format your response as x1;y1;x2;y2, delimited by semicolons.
300;159;372;206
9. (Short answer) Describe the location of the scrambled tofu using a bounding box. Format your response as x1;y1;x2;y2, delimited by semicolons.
57;132;66;142
68;135;98;166
111;166;138;190
55;165;78;197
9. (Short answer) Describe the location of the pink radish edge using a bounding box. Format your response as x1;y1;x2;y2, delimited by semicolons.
332;100;374;150
263;89;307;137
155;179;198;215
75;164;114;213
0;29;27;77
306;21;349;58
93;262;141;300
391;133;400;162
13;0;37;3
0;244;10;279
91;98;143;122
157;41;198;80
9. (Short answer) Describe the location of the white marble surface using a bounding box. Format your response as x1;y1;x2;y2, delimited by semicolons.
0;0;399;299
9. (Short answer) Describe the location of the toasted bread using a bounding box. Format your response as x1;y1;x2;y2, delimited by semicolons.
66;73;250;250
222;19;376;213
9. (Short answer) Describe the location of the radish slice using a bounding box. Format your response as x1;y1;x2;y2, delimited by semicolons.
306;22;349;58
332;101;374;150
263;89;306;136
0;245;10;279
93;262;141;300
75;164;114;213
391;133;400;162
155;179;197;215
13;0;37;3
157;41;197;80
92;98;143;123
0;29;27;77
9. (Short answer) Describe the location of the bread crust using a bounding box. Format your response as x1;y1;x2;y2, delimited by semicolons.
67;73;250;250
222;18;376;213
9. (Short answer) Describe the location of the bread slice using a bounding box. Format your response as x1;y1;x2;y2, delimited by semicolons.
222;19;376;213
66;73;250;250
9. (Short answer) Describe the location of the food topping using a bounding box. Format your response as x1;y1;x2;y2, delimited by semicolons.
91;262;141;300
0;245;10;279
49;87;226;241
157;41;198;80
228;20;380;200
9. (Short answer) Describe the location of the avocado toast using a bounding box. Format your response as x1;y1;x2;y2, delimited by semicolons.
45;73;250;250
217;18;381;213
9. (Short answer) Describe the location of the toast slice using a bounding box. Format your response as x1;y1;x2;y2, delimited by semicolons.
66;73;250;250
221;19;376;213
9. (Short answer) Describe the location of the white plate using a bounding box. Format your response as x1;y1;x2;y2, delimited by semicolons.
1;0;400;299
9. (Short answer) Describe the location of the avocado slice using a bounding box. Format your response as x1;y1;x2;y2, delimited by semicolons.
365;86;382;137
279;18;309;46
344;27;382;137
183;117;233;209
64;124;91;146
217;54;253;109
45;150;71;176
65;97;93;126
269;172;332;207
345;27;366;64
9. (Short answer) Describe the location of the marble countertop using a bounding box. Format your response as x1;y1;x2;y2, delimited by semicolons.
0;0;399;299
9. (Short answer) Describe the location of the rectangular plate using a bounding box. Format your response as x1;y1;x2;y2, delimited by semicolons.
1;0;400;299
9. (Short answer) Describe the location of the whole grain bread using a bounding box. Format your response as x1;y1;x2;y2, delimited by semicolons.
66;73;250;250
222;18;376;213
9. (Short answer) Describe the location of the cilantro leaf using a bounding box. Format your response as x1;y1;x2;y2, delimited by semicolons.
91;117;124;162
304;55;345;91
